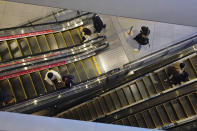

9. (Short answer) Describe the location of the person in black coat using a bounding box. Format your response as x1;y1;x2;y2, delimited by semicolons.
92;14;106;33
62;75;74;89
134;26;150;51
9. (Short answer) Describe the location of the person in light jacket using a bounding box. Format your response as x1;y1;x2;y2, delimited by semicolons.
45;70;62;86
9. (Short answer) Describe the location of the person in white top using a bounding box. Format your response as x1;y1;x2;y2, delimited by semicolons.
45;70;62;86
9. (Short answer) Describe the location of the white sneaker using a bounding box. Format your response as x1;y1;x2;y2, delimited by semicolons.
134;48;139;52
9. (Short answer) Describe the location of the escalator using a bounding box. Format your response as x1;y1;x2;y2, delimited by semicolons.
56;46;197;130
0;16;106;107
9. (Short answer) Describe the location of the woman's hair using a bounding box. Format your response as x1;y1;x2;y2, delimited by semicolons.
180;63;185;69
47;72;53;79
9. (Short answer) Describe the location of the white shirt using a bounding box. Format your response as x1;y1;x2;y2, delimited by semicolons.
44;70;62;86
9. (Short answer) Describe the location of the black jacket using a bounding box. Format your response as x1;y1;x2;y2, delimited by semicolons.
134;33;149;45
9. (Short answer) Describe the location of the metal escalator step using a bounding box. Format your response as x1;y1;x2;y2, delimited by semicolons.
93;99;104;117
99;97;110;114
184;60;197;80
136;80;149;99
122;118;131;126
149;73;165;92
36;35;50;52
116;89;129;107
188;93;197;113
70;29;81;44
110;91;122;109
62;31;74;47
17;38;31;56
135;113;147;128
156;105;172;124
190;55;197;72
27;37;41;54
53;33;66;48
122;86;136;104
20;75;37;99
103;94;116;112
7;40;22;58
143;76;157;95
9;77;26;102
45;34;58;50
30;72;46;95
179;96;196;116
87;102;97;119
157;70;172;89
149;107;164;127
171;99;187;120
128;115;139;127
129;84;142;101
163;102;179;122
142;110;156;128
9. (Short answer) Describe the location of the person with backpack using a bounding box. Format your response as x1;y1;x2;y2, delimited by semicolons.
92;14;106;34
134;26;150;51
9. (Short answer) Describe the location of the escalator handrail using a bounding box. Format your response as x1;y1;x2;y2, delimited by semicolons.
0;36;105;66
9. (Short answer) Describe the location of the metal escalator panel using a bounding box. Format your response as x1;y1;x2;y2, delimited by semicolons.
149;108;164;127
20;74;37;99
184;59;197;80
0;41;11;61
103;94;116;112
17;38;32;56
0;79;15;100
143;76;157;95
53;33;67;49
9;77;26;102
127;116;139;127
149;73;164;92
110;91;122;109
122;118;131;126
135;113;147;128
188;93;197;112
83;58;99;77
179;96;196;117
142;110;156;128
45;34;58;50
61;31;75;47
36;35;50;52
136;80;149;99
116;88;129;107
30;72;47;95
129;84;142;101
74;61;89;81
190;55;197;72
69;28;82;44
157;70;172;89
122;86;136;104
27;37;41;54
67;63;81;83
7;39;23;58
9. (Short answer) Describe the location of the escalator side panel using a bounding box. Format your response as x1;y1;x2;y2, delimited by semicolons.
17;38;31;56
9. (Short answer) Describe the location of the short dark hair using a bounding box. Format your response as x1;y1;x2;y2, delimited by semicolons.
47;72;53;79
180;63;185;69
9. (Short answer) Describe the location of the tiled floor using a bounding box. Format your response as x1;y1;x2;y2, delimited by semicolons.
96;15;197;72
0;1;59;28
